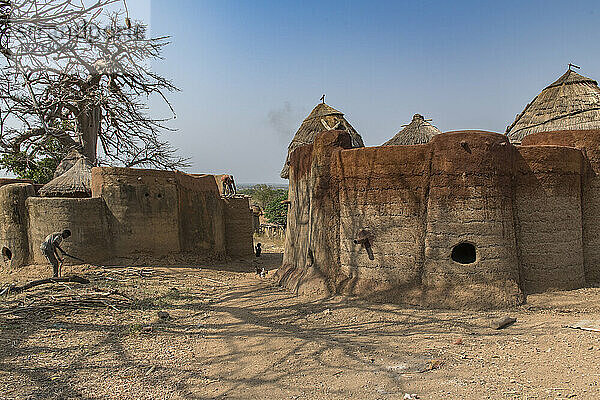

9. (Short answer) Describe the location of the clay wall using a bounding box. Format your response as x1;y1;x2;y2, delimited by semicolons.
91;167;181;256
223;196;254;257
1;168;251;267
279;144;317;294
280;129;597;308
335;145;429;300
176;173;226;256
423;132;522;307
26;197;111;265
0;183;35;269
0;178;33;187
514;145;585;292
522;130;600;285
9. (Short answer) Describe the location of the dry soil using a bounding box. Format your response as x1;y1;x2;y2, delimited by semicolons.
1;241;600;400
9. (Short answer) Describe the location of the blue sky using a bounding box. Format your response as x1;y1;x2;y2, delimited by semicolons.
14;0;600;183
143;0;600;183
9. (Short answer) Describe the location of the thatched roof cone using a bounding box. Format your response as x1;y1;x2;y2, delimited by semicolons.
506;69;600;143
280;102;364;179
39;157;93;198
383;114;441;146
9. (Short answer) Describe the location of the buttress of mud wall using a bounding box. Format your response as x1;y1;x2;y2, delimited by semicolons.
27;197;111;265
515;146;585;293
307;131;353;294
522;130;600;285
92;167;180;257
335;145;429;300
223;196;254;257
423;132;523;308
278;144;314;292
0;183;35;269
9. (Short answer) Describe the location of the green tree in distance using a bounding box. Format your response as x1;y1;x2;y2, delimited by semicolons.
264;192;288;226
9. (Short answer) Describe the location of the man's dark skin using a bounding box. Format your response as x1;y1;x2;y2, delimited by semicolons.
41;229;71;277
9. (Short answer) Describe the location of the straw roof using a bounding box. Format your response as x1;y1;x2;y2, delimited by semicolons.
506;69;600;143
280;102;364;179
39;157;93;198
383;114;441;146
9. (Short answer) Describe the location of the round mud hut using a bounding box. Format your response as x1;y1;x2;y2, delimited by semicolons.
280;102;364;179
39;156;93;198
506;68;600;143
383;114;441;145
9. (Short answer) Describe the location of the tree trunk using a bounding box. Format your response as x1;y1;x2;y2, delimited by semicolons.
76;105;101;164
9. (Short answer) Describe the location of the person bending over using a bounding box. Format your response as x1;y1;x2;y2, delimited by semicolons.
40;229;71;277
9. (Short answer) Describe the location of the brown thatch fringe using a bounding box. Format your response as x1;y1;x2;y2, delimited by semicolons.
39;157;93;198
506;69;600;143
281;102;364;179
383;114;441;146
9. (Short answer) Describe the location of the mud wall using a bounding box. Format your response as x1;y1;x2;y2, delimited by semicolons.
0;183;35;269
279;144;320;295
423;132;522;308
522;130;600;285
92;167;181;257
223;196;254;257
335;145;429;301
514;146;585;292
27;197;111;265
177;173;226;256
280;129;598;308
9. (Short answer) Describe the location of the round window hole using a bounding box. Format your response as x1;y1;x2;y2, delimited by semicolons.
144;193;150;197
451;242;476;264
157;193;162;198
2;247;12;261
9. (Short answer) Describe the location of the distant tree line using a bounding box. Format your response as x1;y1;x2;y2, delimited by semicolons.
239;184;288;226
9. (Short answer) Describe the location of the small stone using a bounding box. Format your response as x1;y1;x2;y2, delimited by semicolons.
454;337;463;345
490;316;516;329
157;311;170;320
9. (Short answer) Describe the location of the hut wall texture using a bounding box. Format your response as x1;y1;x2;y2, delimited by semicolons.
279;144;323;296
422;132;522;308
223;196;253;257
0;168;251;268
279;129;600;308
26;197;111;265
335;145;429;302
176;173;226;256
514;146;585;292
522;130;600;285
0;183;35;269
91;167;181;256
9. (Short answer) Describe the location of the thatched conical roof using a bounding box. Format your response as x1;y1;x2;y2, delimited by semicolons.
280;102;364;179
383;114;441;146
506;69;600;143
39;157;93;198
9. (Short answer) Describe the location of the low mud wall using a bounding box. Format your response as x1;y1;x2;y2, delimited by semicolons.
27;197;111;265
91;167;181;257
0;183;35;269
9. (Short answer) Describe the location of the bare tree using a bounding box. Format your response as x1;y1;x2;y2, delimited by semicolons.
0;0;188;174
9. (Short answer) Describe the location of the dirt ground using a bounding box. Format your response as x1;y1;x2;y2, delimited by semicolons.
2;240;600;399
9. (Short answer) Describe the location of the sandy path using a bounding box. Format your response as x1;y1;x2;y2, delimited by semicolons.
1;252;600;399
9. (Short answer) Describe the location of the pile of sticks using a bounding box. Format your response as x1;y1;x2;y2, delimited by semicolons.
0;288;132;317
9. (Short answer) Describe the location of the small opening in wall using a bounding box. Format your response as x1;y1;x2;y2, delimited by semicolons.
451;242;476;264
144;193;150;197
157;193;162;198
1;247;12;261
